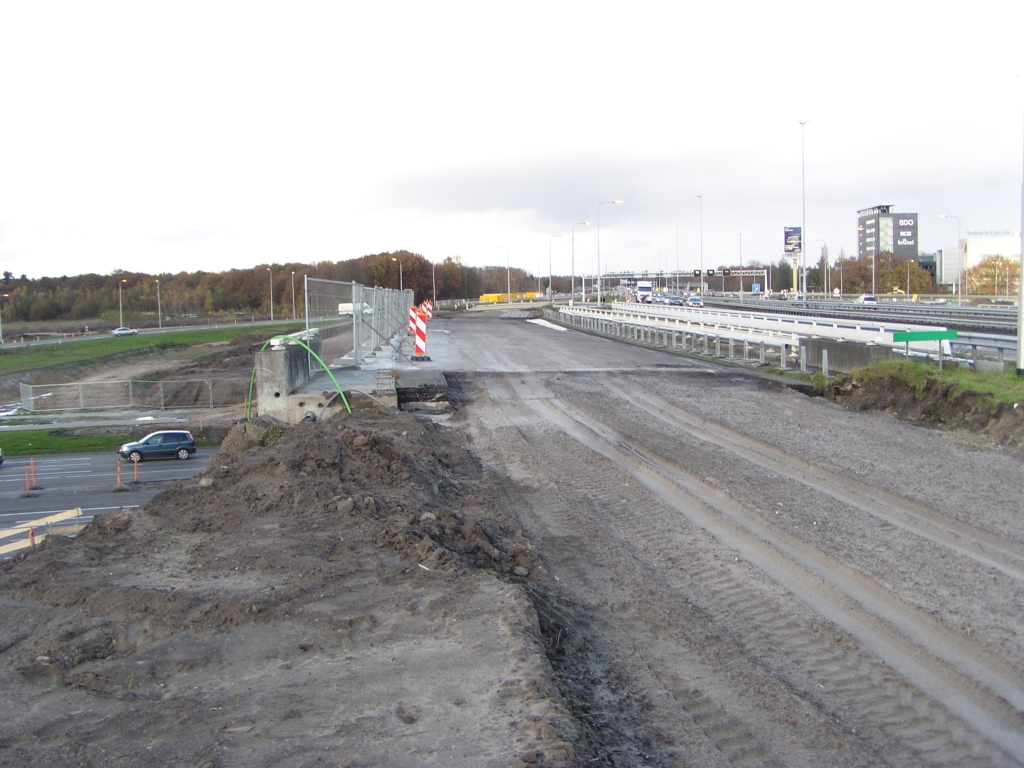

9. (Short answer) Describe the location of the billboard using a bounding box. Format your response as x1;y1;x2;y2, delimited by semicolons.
784;227;802;254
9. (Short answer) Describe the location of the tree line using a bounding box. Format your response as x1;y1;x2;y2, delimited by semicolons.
3;247;1017;326
0;252;538;326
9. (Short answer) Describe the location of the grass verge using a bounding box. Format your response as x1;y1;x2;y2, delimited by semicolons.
846;359;1024;406
0;323;303;377
0;429;221;457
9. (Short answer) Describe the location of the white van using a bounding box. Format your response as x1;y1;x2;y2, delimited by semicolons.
338;302;374;315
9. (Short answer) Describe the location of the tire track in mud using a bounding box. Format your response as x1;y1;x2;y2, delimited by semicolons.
605;377;1024;583
465;372;1021;766
532;384;1024;763
470;378;808;766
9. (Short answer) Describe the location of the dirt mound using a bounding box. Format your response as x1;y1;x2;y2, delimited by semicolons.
0;412;583;767
829;373;1024;450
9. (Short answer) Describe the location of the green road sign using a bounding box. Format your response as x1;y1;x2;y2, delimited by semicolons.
892;330;958;342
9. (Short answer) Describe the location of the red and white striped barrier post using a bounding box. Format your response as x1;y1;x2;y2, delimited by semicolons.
408;306;417;335
411;308;431;361
422;301;432;320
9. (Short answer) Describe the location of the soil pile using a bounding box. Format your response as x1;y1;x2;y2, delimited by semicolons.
0;413;582;767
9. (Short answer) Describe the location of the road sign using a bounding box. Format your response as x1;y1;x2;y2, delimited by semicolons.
892;330;958;342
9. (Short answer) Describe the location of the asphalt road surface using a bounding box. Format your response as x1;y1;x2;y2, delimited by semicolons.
0;449;213;527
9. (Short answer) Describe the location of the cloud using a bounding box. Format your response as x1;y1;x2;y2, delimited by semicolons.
387;150;799;224
151;225;220;244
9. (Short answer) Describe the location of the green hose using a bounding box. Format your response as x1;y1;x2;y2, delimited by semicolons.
246;336;352;421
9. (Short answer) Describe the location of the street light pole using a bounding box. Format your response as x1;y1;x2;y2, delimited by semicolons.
596;200;623;305
432;262;436;306
571;222;591;306
0;294;5;345
267;268;273;321
815;239;827;296
799;120;809;301
938;214;962;306
118;279;127;327
675;225;680;295
696;195;705;293
291;271;296;320
155;279;161;328
1018;100;1024;377
907;259;914;296
391;257;403;292
549;234;564;302
739;232;743;303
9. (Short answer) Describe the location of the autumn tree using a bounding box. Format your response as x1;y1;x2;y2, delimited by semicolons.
965;255;1020;297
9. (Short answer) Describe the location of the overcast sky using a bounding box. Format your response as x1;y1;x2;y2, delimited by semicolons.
1;1;1022;281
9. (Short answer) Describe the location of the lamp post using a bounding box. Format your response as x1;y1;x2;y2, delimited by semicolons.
391;257;403;292
907;259;914;296
155;279;161;328
267;267;273;321
675;225;680;295
938;214;962;305
1018;104;1024;378
0;293;6;345
814;239;827;296
596;200;624;304
291;271;296;320
548;234;564;301
118;278;127;327
739;232;743;303
432;262;436;306
798;120;809;302
696;195;705;293
571;222;591;306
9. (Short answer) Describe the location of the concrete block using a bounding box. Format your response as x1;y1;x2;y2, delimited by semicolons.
975;359;1010;374
800;338;893;373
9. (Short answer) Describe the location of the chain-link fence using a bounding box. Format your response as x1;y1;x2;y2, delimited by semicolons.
305;277;413;370
20;379;250;412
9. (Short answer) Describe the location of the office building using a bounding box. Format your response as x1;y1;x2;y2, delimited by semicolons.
857;205;918;260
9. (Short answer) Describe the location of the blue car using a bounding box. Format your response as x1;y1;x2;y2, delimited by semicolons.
119;430;197;462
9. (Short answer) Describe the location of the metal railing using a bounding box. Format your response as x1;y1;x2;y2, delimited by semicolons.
567;302;954;358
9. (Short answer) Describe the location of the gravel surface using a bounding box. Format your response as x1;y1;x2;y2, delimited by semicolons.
1;310;1021;767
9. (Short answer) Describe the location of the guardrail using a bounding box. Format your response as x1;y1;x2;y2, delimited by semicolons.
564;302;953;357
548;309;800;368
0;507;90;558
711;296;1018;333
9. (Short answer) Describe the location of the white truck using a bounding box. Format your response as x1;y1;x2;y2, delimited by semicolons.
636;281;654;303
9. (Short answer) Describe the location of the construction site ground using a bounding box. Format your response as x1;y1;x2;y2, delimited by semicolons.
2;309;1024;767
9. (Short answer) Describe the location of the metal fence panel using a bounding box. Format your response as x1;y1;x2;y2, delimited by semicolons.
305;278;412;371
18;379;250;412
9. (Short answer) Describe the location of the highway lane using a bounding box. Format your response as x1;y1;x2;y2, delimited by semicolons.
0;449;213;526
